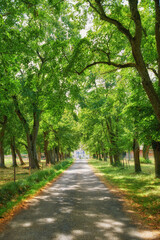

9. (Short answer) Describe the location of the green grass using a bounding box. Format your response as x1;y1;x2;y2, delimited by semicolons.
89;159;160;228
0;159;73;218
0;156;66;187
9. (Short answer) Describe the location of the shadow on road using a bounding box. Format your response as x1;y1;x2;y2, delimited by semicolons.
0;159;143;240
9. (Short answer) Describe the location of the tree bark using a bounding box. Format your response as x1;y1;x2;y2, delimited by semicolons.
114;154;120;165
0;116;7;168
50;149;56;164
55;146;59;162
37;146;41;162
0;141;5;168
143;144;150;160
27;133;39;169
133;139;141;173
106;118;120;165
154;0;160;82
152;140;160;178
13;96;40;169
10;136;17;167
109;154;113;165
16;149;25;165
44;132;50;165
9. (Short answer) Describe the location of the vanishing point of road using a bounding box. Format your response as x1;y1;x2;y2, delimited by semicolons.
0;159;142;240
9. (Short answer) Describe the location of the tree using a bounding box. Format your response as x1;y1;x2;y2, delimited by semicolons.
70;0;160;124
0;0;82;168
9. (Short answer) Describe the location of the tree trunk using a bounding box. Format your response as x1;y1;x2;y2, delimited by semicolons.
16;149;25;165
0;141;5;168
13;96;40;169
44;132;49;165
143;144;150;160
130;41;160;123
133;139;141;173
109;154;113;165
113;154;120;165
61;152;64;160
98;152;102;160
27;134;39;169
11;136;17;167
50;149;56;164
152;140;160;178
128;150;131;161
104;152;107;161
37;146;41;162
0;116;7;168
55;147;59;162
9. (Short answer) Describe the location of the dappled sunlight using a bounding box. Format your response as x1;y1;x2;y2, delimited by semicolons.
0;159;145;240
55;233;73;240
71;230;84;236
20;222;32;228
37;218;56;224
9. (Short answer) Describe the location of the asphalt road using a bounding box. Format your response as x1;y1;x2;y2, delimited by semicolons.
0;159;142;240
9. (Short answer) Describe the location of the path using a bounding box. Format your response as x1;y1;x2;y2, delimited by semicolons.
0;159;142;240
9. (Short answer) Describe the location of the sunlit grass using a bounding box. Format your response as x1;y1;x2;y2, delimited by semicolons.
0;156;57;187
89;159;160;228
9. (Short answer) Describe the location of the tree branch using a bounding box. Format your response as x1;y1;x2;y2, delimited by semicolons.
86;0;101;15
12;95;29;134
36;50;46;63
154;0;160;80
87;0;133;42
128;0;142;45
77;61;136;75
148;67;159;78
18;141;28;150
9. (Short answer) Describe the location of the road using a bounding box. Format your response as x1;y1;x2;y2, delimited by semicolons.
0;159;142;240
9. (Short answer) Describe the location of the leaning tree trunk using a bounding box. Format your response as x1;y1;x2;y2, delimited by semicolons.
133;139;141;173
0;116;7;168
16;149;25;165
152;140;160;178
10;136;17;167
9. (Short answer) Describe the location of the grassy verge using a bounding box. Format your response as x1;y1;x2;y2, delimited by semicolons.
89;159;160;229
0;159;73;218
0;157;52;187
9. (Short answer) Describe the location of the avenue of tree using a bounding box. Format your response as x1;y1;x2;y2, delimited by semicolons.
1;0;160;178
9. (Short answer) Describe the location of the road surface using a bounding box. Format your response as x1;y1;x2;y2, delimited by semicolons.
0;159;142;240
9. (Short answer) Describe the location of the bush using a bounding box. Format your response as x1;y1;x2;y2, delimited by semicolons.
140;158;152;164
